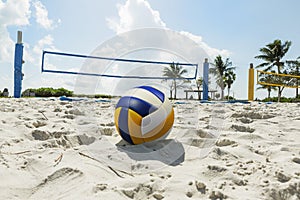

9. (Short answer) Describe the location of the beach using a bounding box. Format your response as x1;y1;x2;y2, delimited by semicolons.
0;98;299;200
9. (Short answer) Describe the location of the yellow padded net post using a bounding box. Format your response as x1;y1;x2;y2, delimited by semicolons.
248;63;254;101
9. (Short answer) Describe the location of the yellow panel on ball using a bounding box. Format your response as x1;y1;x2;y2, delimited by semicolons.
143;108;174;143
128;109;144;144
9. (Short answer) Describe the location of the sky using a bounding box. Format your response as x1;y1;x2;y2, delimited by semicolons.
1;0;300;99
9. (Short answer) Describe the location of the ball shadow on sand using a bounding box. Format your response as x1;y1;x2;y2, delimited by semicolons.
116;139;185;166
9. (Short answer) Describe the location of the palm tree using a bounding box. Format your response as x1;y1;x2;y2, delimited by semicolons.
163;63;187;99
257;84;277;99
210;55;235;100
196;77;203;100
257;71;278;98
223;70;236;100
255;39;292;101
286;56;300;98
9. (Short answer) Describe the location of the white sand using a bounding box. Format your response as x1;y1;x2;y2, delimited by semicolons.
0;98;299;200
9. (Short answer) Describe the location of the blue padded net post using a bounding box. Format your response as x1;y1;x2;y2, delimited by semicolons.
14;31;24;98
203;58;209;101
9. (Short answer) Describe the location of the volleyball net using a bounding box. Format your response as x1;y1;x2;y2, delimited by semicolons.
257;70;300;88
41;50;199;80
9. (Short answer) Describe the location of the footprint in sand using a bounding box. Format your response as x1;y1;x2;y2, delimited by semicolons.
208;165;227;172
275;171;291;183
292;157;300;164
121;183;154;199
153;193;164;200
239;117;253;124
268;182;300;200
99;128;114;136
195;181;206;194
68;108;85;116
232;111;275;120
209;190;227;200
186;191;194;198
30;167;84;198
32;120;47;128
216;139;236;147
32;130;50;141
93;183;108;193
231;124;255;133
62;114;75;119
32;128;96;148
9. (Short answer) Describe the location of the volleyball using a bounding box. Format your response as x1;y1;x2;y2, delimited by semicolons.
114;86;174;145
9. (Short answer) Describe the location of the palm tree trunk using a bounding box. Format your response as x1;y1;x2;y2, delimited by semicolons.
227;87;230;100
297;66;299;98
277;65;281;102
277;87;281;102
268;88;271;99
221;89;224;100
278;86;284;102
296;78;299;98
174;80;177;100
197;86;201;100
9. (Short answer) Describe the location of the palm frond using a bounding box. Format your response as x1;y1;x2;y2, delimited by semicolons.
255;62;271;68
255;55;273;61
163;62;188;79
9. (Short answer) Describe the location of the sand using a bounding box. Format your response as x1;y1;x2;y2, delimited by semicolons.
0;98;299;200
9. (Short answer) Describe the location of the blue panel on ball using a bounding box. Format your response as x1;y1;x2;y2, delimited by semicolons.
138;86;165;102
118;107;134;144
116;96;157;117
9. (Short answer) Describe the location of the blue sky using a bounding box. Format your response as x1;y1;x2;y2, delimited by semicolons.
1;0;300;98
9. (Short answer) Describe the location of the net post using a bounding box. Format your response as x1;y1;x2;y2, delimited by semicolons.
14;31;24;98
203;58;209;100
248;63;254;101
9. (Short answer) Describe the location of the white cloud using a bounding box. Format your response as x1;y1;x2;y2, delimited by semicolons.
180;31;231;59
107;0;166;34
0;0;31;26
0;26;14;61
97;0;233;96
32;34;56;55
106;0;230;60
0;0;58;63
23;34;57;64
0;0;31;62
0;0;60;93
33;1;55;30
23;34;72;91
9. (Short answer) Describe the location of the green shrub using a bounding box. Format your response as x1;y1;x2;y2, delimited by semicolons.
22;87;73;97
224;95;235;100
55;88;73;97
262;97;300;103
94;94;112;99
73;94;113;98
36;88;54;97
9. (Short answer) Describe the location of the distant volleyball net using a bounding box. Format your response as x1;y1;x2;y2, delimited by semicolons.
257;70;300;88
41;50;198;80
